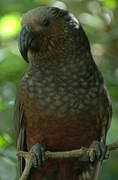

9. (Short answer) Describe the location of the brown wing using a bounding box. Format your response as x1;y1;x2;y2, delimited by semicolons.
78;87;112;180
14;91;26;176
92;86;112;180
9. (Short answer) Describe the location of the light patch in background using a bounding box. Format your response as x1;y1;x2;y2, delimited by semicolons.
87;1;101;14
91;43;104;57
0;48;6;62
7;40;19;56
79;13;104;29
103;0;117;9
0;13;21;38
52;1;67;10
102;7;113;25
2;82;15;98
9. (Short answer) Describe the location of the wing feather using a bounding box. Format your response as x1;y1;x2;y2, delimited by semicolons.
14;92;26;176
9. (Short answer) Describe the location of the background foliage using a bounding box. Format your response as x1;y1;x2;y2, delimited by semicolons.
0;0;118;179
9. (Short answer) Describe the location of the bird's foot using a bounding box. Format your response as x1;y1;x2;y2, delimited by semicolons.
30;142;48;168
90;140;109;161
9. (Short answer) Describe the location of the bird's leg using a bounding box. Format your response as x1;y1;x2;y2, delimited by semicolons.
30;142;48;167
89;140;109;161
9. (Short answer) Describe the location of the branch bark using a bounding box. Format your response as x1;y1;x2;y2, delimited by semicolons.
16;141;118;180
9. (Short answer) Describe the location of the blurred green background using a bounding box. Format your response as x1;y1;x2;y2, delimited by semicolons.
0;0;118;179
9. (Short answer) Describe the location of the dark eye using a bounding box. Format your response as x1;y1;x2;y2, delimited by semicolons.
43;19;50;26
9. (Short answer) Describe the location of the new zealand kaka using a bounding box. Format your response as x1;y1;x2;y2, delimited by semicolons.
14;6;112;180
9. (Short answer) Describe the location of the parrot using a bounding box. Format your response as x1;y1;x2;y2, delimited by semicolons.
14;6;112;180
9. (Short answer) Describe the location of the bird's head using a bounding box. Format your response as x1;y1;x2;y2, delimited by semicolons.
19;6;86;63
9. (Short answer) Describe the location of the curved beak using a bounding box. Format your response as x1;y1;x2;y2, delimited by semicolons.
18;24;34;63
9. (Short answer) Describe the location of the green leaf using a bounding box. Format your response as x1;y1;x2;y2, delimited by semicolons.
0;102;5;111
103;0;117;9
0;136;7;147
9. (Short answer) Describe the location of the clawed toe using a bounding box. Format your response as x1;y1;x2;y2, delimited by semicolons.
30;142;48;168
90;140;109;161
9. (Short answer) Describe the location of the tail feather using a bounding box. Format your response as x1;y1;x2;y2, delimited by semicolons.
78;162;101;180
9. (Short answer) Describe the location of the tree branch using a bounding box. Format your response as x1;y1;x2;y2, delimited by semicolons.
16;141;118;180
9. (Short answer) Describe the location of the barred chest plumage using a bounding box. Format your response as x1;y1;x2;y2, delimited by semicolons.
19;54;104;119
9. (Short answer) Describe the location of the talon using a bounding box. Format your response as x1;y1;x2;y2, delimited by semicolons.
90;140;109;161
104;146;110;160
30;142;48;167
